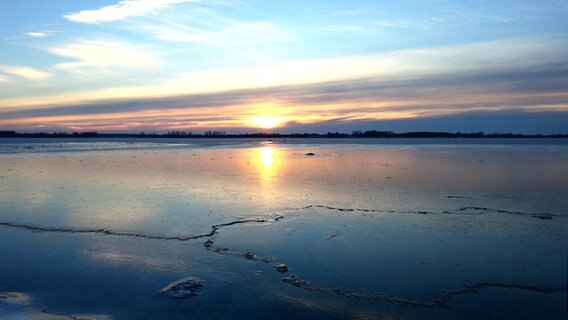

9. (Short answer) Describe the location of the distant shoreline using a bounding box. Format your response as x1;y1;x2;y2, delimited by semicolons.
1;130;567;139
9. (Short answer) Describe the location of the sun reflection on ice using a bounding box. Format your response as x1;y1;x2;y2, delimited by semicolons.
256;146;280;184
260;147;275;170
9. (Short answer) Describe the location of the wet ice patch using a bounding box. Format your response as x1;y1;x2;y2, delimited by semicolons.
161;277;206;299
0;292;31;319
0;292;109;320
0;292;30;305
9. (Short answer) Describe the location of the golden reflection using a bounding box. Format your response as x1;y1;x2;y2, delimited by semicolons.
255;146;280;183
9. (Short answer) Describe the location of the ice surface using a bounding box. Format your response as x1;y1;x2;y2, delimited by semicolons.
0;139;566;319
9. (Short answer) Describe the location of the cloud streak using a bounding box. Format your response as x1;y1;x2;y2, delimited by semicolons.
25;32;50;38
47;39;163;70
6;36;556;106
372;20;409;28
1;37;567;133
64;0;200;24
1;59;566;133
149;21;294;46
0;65;50;81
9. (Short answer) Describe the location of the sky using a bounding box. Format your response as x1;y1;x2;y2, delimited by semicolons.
0;0;567;134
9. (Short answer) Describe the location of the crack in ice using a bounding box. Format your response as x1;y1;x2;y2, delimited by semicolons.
288;205;564;220
1;207;565;311
0;218;268;242
278;276;567;309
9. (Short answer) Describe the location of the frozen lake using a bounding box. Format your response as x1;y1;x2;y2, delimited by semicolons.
0;138;566;319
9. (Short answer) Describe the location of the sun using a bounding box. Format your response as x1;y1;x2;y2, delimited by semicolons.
247;116;286;129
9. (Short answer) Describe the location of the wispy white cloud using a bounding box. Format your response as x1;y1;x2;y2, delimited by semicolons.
64;0;200;24
0;65;51;81
157;37;568;95
0;75;8;83
47;39;163;70
25;31;50;38
372;20;409;28
64;1;293;50
3;36;566;111
319;25;368;33
110;2;296;47
149;21;294;46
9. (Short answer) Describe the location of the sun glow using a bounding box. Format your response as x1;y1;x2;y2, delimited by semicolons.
247;116;286;129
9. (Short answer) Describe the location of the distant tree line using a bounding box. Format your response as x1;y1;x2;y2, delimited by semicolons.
0;131;100;138
0;130;566;139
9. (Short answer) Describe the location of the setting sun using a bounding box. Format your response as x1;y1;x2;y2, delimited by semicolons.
247;116;286;129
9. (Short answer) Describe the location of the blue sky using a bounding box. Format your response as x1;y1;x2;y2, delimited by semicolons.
0;0;567;133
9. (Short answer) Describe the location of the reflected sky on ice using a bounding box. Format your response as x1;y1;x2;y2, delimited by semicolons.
0;140;566;319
